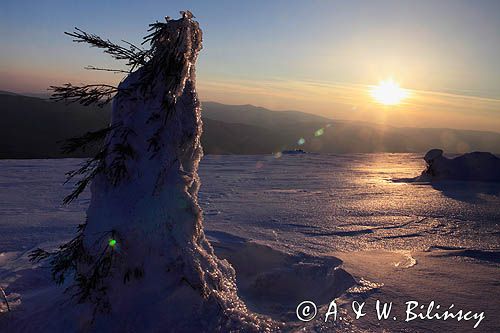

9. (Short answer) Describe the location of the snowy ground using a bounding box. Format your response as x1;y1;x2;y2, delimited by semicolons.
1;154;499;332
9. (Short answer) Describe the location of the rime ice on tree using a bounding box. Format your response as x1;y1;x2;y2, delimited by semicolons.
29;12;275;331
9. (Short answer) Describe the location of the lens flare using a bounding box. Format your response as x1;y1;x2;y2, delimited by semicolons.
314;128;324;137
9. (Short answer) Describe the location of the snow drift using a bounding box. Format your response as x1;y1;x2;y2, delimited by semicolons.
1;232;359;331
206;231;355;321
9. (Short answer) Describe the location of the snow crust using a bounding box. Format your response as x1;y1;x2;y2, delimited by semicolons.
1;154;499;332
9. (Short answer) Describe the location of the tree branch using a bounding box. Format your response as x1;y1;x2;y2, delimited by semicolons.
65;28;149;69
0;286;10;312
50;83;120;107
84;65;128;74
61;125;118;154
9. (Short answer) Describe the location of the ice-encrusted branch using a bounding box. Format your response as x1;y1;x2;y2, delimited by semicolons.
138;11;202;110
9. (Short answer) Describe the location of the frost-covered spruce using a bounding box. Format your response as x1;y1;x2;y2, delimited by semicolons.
28;12;276;332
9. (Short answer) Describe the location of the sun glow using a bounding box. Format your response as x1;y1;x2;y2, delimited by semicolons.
370;79;410;105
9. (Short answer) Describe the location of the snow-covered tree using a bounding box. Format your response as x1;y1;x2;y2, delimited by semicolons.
31;11;276;331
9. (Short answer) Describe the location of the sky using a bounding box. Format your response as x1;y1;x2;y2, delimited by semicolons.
1;0;500;132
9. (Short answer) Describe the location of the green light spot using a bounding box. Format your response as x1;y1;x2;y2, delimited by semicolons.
298;138;305;145
109;239;117;247
314;128;324;137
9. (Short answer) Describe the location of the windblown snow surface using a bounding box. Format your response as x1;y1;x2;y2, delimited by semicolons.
0;153;499;332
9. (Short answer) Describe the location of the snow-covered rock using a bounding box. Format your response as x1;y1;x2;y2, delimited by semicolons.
419;149;500;182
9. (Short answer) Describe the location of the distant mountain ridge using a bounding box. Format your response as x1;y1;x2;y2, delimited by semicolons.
0;92;499;158
202;101;332;127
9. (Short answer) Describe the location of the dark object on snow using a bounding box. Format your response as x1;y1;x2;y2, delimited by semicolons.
281;149;307;154
421;149;500;182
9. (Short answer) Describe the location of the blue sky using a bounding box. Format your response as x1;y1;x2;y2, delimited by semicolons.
1;0;500;131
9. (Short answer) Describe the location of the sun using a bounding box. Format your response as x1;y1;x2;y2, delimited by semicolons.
370;78;409;105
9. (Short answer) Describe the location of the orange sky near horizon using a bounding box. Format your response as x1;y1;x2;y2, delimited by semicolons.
1;1;500;133
1;69;499;133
